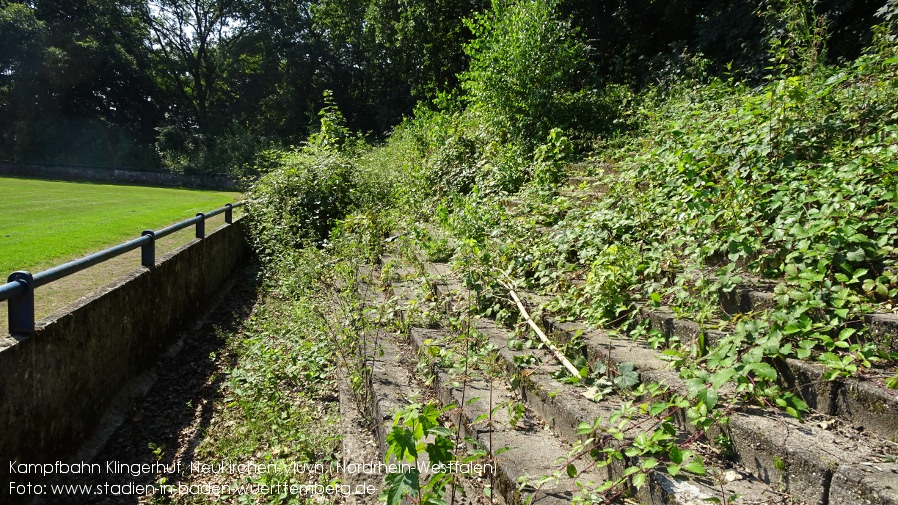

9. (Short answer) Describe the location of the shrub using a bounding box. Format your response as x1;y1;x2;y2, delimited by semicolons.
246;149;355;259
245;96;373;262
460;0;596;149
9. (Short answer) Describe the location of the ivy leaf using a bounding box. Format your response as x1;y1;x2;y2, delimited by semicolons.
796;340;815;359
429;426;453;437
845;247;866;262
595;480;614;493
838;328;856;341
790;396;808;414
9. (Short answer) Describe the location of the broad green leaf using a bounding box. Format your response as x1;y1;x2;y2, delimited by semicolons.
384;470;420;505
641;458;658;470
386;427;417;462
846;247;866;262
683;460;707;475
668;445;684;464
697;387;718;409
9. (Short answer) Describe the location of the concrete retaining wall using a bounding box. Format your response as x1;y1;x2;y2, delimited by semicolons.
0;162;239;190
0;219;248;494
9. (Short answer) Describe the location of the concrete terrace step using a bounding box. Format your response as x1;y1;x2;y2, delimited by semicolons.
411;327;606;505
716;282;897;355
375;279;608;504
388;282;787;505
413;264;898;505
465;319;785;505
354;282;494;505
628;304;898;440
492;277;898;441
553;174;898;356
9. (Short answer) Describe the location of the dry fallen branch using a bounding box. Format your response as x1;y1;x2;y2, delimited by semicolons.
499;274;581;379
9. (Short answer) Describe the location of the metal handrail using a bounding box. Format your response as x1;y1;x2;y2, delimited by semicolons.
1;201;243;334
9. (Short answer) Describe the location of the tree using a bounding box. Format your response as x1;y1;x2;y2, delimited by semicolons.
1;0;160;166
310;0;484;134
0;3;47;157
461;0;594;147
144;0;248;136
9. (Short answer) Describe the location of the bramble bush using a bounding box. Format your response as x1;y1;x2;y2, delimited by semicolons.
245;93;392;266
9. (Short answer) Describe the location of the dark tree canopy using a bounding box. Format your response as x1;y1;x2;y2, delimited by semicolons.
0;0;890;172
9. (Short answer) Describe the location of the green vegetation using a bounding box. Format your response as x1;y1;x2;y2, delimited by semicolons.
0;0;886;174
29;0;892;502
0;177;240;274
172;294;343;503
233;0;898;502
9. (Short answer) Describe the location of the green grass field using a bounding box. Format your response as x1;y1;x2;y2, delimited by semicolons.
0;176;242;275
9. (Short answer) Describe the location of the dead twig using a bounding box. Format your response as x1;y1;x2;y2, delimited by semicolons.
498;273;581;379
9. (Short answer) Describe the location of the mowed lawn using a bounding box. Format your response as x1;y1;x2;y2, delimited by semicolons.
0;176;242;275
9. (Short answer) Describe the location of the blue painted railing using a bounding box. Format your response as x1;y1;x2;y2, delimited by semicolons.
0;201;243;335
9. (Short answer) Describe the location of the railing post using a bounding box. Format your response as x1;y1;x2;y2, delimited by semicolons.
141;230;155;268
196;213;205;239
225;203;233;224
8;271;35;335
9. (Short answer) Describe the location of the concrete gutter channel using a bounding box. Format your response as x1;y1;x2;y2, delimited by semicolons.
392;257;898;505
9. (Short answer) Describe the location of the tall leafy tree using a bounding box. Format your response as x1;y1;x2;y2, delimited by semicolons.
144;0;248;136
461;0;594;147
1;0;160;166
232;0;320;141
0;3;48;158
310;0;484;134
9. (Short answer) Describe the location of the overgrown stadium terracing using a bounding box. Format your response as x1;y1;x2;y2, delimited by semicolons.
339;173;898;505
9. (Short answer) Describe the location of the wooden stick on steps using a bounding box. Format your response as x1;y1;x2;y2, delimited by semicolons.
499;275;581;379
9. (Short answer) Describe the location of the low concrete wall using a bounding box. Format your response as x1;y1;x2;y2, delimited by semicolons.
0;162;240;190
0;219;248;497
